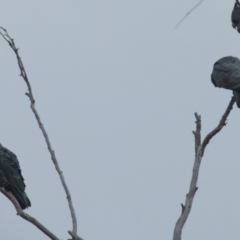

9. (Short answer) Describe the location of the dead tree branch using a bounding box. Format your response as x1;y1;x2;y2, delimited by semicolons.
173;97;235;240
0;27;81;240
201;96;235;156
68;231;84;240
175;0;240;29
175;0;204;29
0;188;60;240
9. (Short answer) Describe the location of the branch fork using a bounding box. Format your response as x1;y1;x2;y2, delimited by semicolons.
173;97;235;240
0;27;82;240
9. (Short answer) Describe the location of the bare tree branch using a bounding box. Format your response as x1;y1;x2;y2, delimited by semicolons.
0;188;60;240
192;112;201;155
201;96;235;156
173;97;235;240
175;0;240;29
175;0;204;29
0;27;79;240
173;113;201;240
68;231;84;240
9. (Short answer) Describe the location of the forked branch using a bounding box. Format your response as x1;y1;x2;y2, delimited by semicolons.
173;97;235;240
0;27;81;240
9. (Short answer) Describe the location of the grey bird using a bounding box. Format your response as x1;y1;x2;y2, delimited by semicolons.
232;1;240;32
211;56;240;108
0;144;31;209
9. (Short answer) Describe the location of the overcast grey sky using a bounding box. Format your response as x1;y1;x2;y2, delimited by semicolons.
0;1;239;240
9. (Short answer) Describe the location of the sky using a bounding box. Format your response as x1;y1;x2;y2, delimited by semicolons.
0;1;239;240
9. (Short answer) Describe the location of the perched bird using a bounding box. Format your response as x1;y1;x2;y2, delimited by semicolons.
211;56;240;108
232;1;240;32
0;144;31;209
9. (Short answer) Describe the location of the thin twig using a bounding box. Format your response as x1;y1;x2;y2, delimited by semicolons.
173;97;235;240
68;231;84;240
0;27;79;240
201;97;235;156
0;188;60;240
175;0;204;29
173;113;201;240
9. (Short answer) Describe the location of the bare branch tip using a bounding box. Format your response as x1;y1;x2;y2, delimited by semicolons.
174;0;204;28
0;27;6;32
25;92;30;98
194;112;201;120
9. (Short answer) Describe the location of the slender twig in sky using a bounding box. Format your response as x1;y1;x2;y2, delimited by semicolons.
0;27;82;240
175;0;204;29
173;97;235;240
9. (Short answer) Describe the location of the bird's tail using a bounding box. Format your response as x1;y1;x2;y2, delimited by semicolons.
6;185;31;210
233;90;240;108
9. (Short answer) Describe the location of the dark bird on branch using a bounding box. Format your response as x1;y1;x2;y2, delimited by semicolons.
0;144;31;209
232;1;240;32
211;56;240;108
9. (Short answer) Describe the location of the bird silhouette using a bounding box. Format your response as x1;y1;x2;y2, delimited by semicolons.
0;144;31;209
232;1;240;32
211;56;240;108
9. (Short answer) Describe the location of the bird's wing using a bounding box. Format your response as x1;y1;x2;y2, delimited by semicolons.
0;147;26;190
